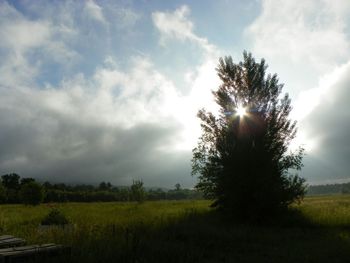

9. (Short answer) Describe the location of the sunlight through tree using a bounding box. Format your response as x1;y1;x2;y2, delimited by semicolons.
192;51;306;221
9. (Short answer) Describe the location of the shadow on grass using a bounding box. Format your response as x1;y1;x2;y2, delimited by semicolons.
50;207;350;263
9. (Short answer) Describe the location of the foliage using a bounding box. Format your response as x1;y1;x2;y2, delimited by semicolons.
192;52;306;220
19;181;44;205
5;189;19;204
20;177;35;185
130;180;145;202
1;173;20;190
41;208;69;225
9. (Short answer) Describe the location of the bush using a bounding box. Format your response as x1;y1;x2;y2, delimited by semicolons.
19;181;44;205
41;208;69;225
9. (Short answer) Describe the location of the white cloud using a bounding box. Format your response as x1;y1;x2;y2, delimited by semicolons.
247;0;350;183
30;56;181;129
247;0;350;161
0;56;194;186
0;3;219;153
176;59;220;150
0;2;77;56
152;5;216;54
113;7;140;28
291;62;349;122
0;3;51;85
84;0;107;24
298;60;350;183
0;54;39;87
152;6;193;41
151;5;224;150
0;19;51;53
0;2;79;86
247;0;350;72
0;40;220;183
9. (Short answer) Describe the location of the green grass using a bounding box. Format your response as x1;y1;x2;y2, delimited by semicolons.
1;196;350;262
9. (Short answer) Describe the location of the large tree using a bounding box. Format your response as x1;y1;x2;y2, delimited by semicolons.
19;181;44;206
192;52;306;220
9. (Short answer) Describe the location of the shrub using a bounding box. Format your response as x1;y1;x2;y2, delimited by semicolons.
41;208;69;225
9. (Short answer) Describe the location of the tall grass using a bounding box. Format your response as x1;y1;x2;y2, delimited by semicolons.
0;197;350;262
298;195;350;227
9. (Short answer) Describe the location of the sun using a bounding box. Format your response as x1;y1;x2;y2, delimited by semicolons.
236;105;247;117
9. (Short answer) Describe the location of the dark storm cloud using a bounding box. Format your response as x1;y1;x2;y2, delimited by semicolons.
0;87;195;188
300;62;350;184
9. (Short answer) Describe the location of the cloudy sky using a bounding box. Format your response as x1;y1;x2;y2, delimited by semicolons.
1;0;350;187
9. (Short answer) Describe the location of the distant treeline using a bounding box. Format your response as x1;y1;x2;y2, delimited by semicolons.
0;173;203;205
307;182;350;195
43;182;203;202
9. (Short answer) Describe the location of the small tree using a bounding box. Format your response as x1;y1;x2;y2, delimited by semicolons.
130;180;145;203
19;181;44;206
192;52;306;220
175;183;181;191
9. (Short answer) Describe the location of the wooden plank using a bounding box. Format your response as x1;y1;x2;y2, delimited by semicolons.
0;238;25;248
0;243;70;263
0;244;43;253
0;243;66;256
0;243;59;255
0;236;14;241
11;245;68;263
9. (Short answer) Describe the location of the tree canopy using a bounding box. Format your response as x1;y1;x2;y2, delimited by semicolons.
192;51;306;220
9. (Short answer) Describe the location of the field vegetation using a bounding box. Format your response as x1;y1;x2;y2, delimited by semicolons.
0;195;350;262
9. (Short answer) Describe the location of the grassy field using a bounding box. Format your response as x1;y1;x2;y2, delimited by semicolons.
1;196;350;262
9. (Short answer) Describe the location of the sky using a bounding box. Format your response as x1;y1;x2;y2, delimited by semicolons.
1;0;350;187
